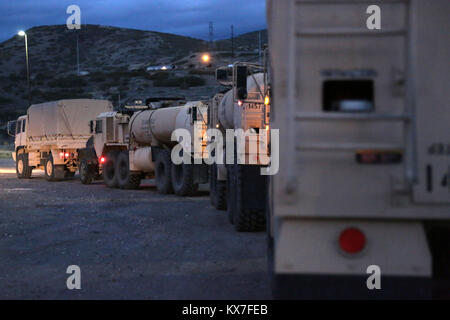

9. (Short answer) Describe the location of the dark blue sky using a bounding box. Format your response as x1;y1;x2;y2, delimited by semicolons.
0;0;267;42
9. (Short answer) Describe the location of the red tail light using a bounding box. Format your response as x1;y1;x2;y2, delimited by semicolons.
59;152;64;159
65;153;70;159
100;156;106;164
339;227;366;254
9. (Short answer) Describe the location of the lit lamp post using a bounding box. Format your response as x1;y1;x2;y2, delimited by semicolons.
18;30;31;106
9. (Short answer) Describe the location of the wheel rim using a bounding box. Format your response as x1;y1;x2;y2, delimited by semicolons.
17;159;23;174
46;160;53;176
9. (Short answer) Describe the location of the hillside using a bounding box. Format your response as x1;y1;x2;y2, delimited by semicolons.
0;25;267;143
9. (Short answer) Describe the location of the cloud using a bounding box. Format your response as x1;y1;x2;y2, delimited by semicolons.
0;0;266;42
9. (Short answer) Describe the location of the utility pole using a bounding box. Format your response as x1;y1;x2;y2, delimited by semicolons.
76;32;80;76
18;31;31;106
258;30;262;65
231;25;234;58
208;22;214;50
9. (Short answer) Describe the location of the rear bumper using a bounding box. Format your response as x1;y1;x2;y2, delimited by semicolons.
273;273;432;300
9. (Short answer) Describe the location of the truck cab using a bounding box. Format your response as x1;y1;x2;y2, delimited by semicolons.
7;115;27;162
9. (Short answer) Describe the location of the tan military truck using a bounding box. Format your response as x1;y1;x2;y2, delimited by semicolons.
7;99;113;181
79;99;209;196
267;0;450;298
208;62;271;232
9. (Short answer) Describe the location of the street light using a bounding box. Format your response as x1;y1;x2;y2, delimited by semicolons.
201;54;210;63
18;30;31;106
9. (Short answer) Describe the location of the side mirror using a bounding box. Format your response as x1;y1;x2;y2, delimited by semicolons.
89;120;94;134
216;69;228;82
191;106;198;123
235;66;248;100
7;121;16;137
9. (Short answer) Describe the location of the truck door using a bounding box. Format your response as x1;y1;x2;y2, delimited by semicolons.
15;118;26;149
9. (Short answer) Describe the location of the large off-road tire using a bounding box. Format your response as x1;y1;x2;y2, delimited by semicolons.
154;149;173;194
79;160;96;184
102;151;119;188
216;179;227;211
116;151;141;190
226;165;236;224
171;163;198;196
16;152;33;179
234;165;266;232
44;155;65;181
210;164;227;210
209;165;217;206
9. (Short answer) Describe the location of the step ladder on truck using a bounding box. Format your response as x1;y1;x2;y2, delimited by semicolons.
266;0;450;299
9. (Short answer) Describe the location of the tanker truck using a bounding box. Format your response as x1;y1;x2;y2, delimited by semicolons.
266;0;450;299
6;99;113;181
208;62;271;232
79;99;209;196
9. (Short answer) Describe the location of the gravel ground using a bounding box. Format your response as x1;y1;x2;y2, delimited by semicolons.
0;159;271;299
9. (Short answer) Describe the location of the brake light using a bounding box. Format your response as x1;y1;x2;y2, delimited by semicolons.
59;152;64;159
100;156;106;164
339;227;366;254
65;153;70;159
237;100;243;107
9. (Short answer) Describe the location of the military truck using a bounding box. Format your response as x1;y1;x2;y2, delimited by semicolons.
266;0;450;299
7;99;113;181
79;99;209;196
208;62;271;232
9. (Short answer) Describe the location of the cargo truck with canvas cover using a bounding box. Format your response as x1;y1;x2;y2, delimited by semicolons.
267;0;449;298
7;99;113;181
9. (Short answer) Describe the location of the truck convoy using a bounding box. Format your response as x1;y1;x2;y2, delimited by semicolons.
7;99;113;181
266;0;450;299
78;62;272;224
208;63;271;232
79;99;209;196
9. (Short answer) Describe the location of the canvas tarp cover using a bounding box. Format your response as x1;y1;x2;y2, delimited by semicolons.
27;99;112;139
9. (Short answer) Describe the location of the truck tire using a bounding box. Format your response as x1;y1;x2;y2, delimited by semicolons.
234;165;266;232
210;164;227;210
171;163;198;196
103;151;119;188
44;155;65;181
16;152;33;179
79;160;95;185
226;165;236;224
209;165;217;206
154;149;173;194
116;151;141;189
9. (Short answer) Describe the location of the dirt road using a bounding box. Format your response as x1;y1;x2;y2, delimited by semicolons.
0;159;271;299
